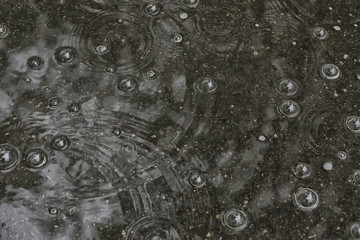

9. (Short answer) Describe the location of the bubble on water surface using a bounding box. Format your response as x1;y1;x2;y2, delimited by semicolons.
345;116;360;133
0;24;9;38
312;27;328;40
27;56;43;70
54;47;78;65
221;208;249;232
188;173;206;188
0;144;20;173
321;64;340;80
180;0;199;8
292;162;311;179
277;100;301;118
50;135;70;151
293;188;319;211
25;148;48;169
276;78;299;96
144;2;161;16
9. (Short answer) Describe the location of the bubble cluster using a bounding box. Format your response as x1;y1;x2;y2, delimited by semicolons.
25;148;48;169
194;77;218;93
0;144;20;173
188;173;206;188
27;56;43;70
320;64;340;80
277;100;301;118
221;208;249;232
345;116;360;133
293;188;319;211
51;135;70;151
54;47;78;65
276;78;299;96
292;162;311;179
312;27;328;40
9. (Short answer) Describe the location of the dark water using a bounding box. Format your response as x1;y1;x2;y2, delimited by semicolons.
1;0;360;239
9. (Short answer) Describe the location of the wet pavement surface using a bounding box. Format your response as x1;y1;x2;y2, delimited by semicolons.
1;0;360;239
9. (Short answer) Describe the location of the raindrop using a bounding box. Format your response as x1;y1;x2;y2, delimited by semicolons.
48;97;60;108
171;33;183;43
277;100;301;118
351;170;360;185
0;24;9;38
349;222;360;238
293;188;319;211
320;64;340;80
51;135;70;151
221;208;249;232
144;2;161;16
121;141;137;154
292;162;311;179
68;102;80;114
180;0;199;8
25;148;48;169
117;77;137;93
345;116;360;133
27;56;43;70
48;207;58;216
337;151;347;160
312;27;328;40
179;12;189;20
0;144;20;173
188;173;206;188
195;77;218;93
276;78;299;96
54;47;77;65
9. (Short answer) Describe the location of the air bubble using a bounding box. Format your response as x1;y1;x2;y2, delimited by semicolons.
221;208;249;232
349;222;360;238
144;2;161;16
180;0;199;8
293;188;319;211
351;170;360;185
54;47;77;65
345;116;360;133
48;207;58;216
146;70;156;78
117;78;137;93
195;77;218;93
320;64;340;80
312;27;328;40
25;148;48;169
0;24;9;38
95;45;108;54
121;141;137;154
188;173;206;188
292;162;311;179
68;102;80;114
277;100;301;118
171;33;183;43
337;151;347;160
0;144;20;173
112;127;121;136
27;56;43;70
51;135;70;151
276;78;299;96
179;12;189;20
48;97;60;108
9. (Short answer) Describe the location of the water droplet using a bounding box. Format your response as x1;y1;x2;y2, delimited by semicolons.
293;188;319;211
27;56;43;70
68;102;80;114
144;2;161;16
323;162;333;171
117;77;137;93
95;45;108;54
51;135;70;151
292;162;311;179
0;24;9;38
221;208;249;232
48;97;60;108
276;78;299;96
25;148;48;169
54;47;77;65
48;207;58;216
337;151;347;160
351;170;360;185
179;12;189;20
180;0;199;8
321;64;340;80
349;222;360;238
345;116;360;133
146;70;156;78
171;33;183;43
121;141;137;154
312;27;328;40
277;100;301;118
188;173;206;188
195;77;218;93
0;144;20;173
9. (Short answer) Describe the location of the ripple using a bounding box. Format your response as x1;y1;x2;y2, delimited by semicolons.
54;47;78;66
0;144;20;173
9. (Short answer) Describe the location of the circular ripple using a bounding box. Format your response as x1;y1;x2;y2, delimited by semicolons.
27;56;44;70
0;144;20;173
54;47;78;66
293;188;319;211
